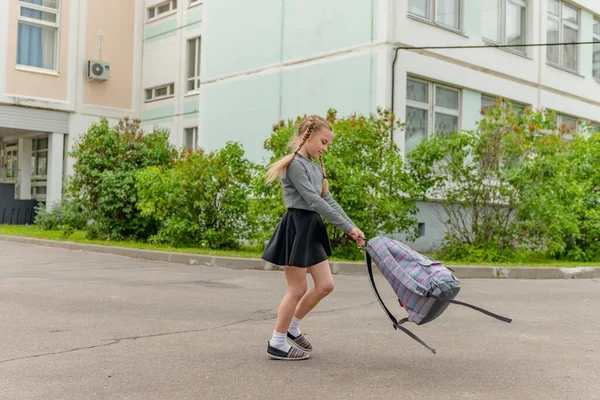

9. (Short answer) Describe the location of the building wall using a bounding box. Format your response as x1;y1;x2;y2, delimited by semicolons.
5;0;71;102
200;0;382;162
140;0;203;149
83;0;136;110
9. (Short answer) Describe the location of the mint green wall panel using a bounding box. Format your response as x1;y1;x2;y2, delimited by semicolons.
183;101;199;119
464;0;481;38
282;0;376;61
202;72;281;163
280;53;376;120
580;11;594;77
144;19;177;43
186;9;202;30
461;89;481;132
142;105;175;125
203;0;282;80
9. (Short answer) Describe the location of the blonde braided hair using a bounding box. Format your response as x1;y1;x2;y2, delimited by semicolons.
265;115;332;196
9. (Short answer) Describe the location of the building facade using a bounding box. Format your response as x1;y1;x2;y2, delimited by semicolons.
198;0;600;249
2;0;599;249
0;0;144;222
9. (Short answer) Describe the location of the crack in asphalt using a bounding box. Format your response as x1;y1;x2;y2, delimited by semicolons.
0;299;380;364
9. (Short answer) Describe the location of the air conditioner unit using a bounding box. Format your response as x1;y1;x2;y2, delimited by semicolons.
87;60;110;81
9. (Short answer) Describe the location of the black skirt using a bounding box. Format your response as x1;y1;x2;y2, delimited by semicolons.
261;208;332;268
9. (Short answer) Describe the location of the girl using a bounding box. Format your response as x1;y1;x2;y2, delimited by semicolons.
262;115;365;361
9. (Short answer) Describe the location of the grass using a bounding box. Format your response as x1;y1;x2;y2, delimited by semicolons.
1;225;598;268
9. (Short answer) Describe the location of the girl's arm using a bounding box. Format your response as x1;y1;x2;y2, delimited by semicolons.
323;192;354;227
286;160;354;234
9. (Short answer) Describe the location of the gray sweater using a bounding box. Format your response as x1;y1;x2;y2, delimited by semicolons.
282;153;355;234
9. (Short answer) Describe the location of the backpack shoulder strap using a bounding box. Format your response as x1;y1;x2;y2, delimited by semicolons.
429;294;512;323
365;251;398;327
366;251;437;354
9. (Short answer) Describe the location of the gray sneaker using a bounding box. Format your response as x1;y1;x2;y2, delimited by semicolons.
287;332;313;352
266;343;309;360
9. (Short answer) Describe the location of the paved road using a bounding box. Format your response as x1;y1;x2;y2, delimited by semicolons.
0;241;598;400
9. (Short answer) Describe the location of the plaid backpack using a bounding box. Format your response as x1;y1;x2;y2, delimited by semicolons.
364;236;512;354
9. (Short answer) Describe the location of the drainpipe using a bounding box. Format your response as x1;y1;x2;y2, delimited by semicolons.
390;46;402;140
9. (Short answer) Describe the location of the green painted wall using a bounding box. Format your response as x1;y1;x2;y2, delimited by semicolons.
183;101;199;119
202;53;377;162
203;0;283;80
203;0;378;80
144;19;177;43
464;0;482;38
580;10;594;77
461;89;481;132
282;0;376;61
202;72;281;162
186;9;202;30
280;53;376;119
142;105;175;125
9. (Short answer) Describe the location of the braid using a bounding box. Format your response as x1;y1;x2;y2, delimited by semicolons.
319;156;329;195
294;116;317;154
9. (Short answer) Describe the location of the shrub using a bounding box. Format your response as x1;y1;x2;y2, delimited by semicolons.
34;199;87;237
408;100;600;260
67;117;177;240
136;142;254;249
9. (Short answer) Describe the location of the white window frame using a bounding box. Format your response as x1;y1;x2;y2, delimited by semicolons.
591;122;600;134
189;0;202;7
145;83;175;102
184;127;199;150
186;37;201;94
16;0;60;73
31;137;48;200
1;144;19;183
405;77;461;155
481;94;527;114
482;0;527;54
547;1;580;72
147;0;178;22
593;17;600;80
407;0;463;33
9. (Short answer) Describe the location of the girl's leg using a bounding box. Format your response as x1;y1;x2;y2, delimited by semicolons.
294;259;335;320
273;266;308;334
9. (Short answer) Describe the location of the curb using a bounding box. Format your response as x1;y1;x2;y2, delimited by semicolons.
1;235;600;279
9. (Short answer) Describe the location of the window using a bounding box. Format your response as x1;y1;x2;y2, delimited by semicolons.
30;137;48;199
547;1;579;72
189;0;202;6
556;114;578;134
591;123;600;133
147;0;177;21
593;18;600;80
1;145;18;182
482;0;526;52
418;222;426;237
145;83;175;102
17;0;60;71
185;127;199;150
408;0;461;31
186;37;201;93
405;78;460;154
481;95;526;114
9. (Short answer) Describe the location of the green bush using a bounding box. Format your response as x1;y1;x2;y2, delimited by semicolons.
251;108;421;260
34;199;87;237
408;101;600;261
67;117;177;240
136;142;254;249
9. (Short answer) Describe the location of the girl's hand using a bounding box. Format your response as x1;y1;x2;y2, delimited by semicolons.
348;227;365;246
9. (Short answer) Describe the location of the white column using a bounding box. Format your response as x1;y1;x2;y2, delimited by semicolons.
46;132;65;207
17;138;32;200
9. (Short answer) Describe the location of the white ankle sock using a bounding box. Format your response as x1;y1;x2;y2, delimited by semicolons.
288;316;302;337
269;331;291;352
